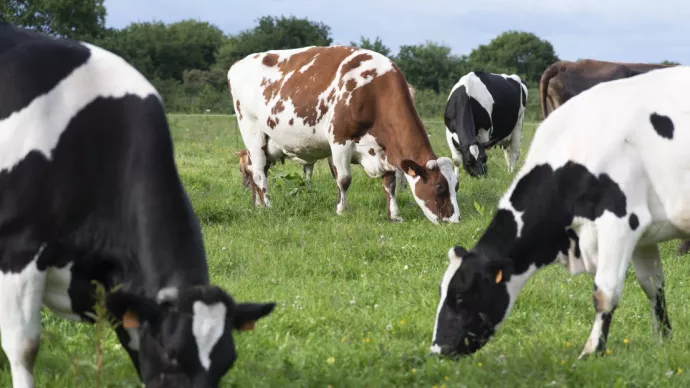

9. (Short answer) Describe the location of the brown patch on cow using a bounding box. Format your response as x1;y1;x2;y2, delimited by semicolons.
361;69;377;79
262;53;279;67
412;170;455;219
318;100;328;116
253;54;260;59
289;118;294;125
327;88;336;103
235;100;243;120
271;100;285;115
345;79;357;92
259;47;358;127
267;117;277;129
368;148;376;156
340;53;373;76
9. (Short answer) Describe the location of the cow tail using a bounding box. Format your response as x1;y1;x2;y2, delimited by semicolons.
539;63;560;120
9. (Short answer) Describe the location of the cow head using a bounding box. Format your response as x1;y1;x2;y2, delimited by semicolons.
237;150;252;189
453;138;488;178
430;246;512;357
401;157;460;223
107;285;275;388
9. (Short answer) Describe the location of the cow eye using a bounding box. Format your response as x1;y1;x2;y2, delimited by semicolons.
437;183;446;195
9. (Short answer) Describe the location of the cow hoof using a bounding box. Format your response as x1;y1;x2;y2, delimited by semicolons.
389;216;404;223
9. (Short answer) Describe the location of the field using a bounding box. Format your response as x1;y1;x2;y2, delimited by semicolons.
2;115;690;388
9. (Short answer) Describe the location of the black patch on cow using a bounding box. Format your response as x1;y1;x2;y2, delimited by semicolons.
0;24;91;121
596;311;614;352
628;213;639;230
650;113;674;139
565;229;581;258
654;286;672;337
473;161;627;274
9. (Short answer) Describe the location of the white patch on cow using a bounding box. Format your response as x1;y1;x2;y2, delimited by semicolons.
125;327;140;351
469;145;479;160
430;247;464;350
405;174;438;224
438;157;460;223
43;262;81;321
496;263;538;332
192;301;227;371
448;72;495;133
477;128;491;144
298;54;319;73
0;42;160;175
156;287;179;304
0;245;48;388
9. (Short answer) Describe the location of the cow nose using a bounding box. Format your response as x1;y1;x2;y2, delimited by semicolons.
430;343;454;355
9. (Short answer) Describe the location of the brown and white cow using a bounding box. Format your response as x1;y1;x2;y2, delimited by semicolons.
228;46;458;223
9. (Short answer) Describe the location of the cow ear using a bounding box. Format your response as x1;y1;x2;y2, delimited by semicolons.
106;291;162;329
485;258;513;284
400;159;428;180
233;302;276;331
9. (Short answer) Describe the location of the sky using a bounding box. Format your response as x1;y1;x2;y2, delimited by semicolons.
104;0;690;64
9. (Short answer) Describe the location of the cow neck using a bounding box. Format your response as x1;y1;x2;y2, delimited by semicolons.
377;108;436;169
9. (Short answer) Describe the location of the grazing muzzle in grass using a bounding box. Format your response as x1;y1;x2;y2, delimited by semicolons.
107;285;275;387
431;246;512;357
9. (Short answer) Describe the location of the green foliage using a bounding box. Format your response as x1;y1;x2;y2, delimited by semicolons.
467;30;559;85
661;60;681;65
2;0;106;40
395;41;468;93
350;36;392;57
96;19;225;82
220;15;333;66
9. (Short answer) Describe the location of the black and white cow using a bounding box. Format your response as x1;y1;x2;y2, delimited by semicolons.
431;65;690;359
444;71;528;177
0;23;274;388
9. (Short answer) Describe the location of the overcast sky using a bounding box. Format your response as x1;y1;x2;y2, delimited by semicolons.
104;0;689;64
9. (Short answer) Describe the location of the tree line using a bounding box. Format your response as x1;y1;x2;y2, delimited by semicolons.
2;1;679;119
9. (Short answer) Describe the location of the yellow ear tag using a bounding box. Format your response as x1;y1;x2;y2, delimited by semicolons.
495;270;503;284
122;310;140;329
407;168;416;177
239;321;256;331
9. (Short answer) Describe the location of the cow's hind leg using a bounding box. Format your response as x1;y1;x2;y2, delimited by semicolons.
579;210;650;359
445;128;462;177
303;162;315;187
505;113;523;173
632;244;672;339
382;171;403;222
330;143;354;215
0;244;48;388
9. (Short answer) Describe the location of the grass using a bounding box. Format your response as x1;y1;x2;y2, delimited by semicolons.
2;115;690;387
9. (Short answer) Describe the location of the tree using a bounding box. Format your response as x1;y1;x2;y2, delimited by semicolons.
660;60;681;65
2;0;106;40
349;36;391;57
96;20;225;82
467;30;559;84
395;41;468;93
220;15;333;66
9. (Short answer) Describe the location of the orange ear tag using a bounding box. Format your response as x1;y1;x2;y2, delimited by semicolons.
495;270;503;284
122;310;141;329
239;321;256;331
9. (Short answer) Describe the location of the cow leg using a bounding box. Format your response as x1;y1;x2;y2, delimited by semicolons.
330;143;354;215
395;169;407;191
303;163;314;187
579;211;650;359
505;114;523;173
445;128;462;177
0;245;48;388
632;244;672;339
382;171;403;222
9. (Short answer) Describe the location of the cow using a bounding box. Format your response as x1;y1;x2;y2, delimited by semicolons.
538;59;690;255
235;81;416;191
228;46;458;224
539;59;674;120
444;71;528;178
430;65;690;361
0;23;275;388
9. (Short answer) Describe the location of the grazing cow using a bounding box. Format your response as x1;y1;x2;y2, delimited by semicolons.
0;23;274;388
430;66;690;360
539;59;674;120
235;81;417;190
444;71;528;178
228;46;458;223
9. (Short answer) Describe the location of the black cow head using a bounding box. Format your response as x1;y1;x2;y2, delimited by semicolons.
452;138;488;178
107;285;275;388
430;246;512;357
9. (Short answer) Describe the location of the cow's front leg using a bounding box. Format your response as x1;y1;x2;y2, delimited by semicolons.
246;146;271;208
579;212;648;359
330;143;354;215
632;244;672;339
0;244;48;388
382;171;403;222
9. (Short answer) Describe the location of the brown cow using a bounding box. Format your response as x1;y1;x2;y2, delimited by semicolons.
228;46;458;223
236;82;416;189
540;59;675;119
